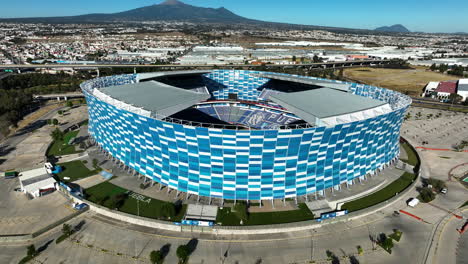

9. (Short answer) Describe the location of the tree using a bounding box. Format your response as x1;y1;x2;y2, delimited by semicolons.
291;55;296;62
26;244;37;257
439;64;448;73
430;63;437;71
50;128;64;141
428;178;446;192
150;250;163;264
176;245;190;264
416;112;422;119
58;110;63;115
66;101;73;108
313;55;322;63
418;187;436;202
52;118;59;126
62;223;72;236
448;93;463;104
404;113;412;121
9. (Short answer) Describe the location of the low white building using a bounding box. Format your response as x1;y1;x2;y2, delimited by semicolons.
19;167;57;198
457;79;468;102
422;81;440;97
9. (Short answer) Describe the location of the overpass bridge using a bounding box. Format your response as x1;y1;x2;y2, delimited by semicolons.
0;60;393;75
33;92;84;101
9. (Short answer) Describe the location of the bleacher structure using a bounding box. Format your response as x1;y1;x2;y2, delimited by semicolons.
195;102;301;129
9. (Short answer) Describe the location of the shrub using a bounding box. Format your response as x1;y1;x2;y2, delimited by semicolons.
357;245;363;255
62;224;72;236
26;245;37;257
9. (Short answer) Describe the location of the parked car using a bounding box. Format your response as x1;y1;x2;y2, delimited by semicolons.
4;171;18;179
408;198;420;207
440;188;447;194
73;203;89;211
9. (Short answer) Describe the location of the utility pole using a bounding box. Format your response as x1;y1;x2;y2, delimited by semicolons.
310;237;314;261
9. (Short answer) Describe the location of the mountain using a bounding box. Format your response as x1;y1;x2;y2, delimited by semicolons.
0;0;397;35
375;24;410;33
0;0;254;24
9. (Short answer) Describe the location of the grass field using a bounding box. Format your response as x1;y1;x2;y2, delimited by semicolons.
56;160;99;183
47;130;81;156
216;203;314;226
341;172;417;212
344;67;457;96
85;181;186;222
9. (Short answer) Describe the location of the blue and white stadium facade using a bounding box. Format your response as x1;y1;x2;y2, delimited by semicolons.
81;70;411;201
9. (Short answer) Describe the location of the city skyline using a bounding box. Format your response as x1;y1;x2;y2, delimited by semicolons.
0;0;467;33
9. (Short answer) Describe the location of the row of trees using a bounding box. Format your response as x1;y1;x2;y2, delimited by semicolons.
0;73;86;134
430;63;467;77
150;239;198;264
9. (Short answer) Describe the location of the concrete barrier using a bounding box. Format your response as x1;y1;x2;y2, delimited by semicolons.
0;234;33;243
67;194;182;233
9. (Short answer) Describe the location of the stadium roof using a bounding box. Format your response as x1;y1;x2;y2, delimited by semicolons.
137;70;212;81
270;88;387;125
100;80;210;118
252;73;351;92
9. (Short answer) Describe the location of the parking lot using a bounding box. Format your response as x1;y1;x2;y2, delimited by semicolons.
0;165;76;236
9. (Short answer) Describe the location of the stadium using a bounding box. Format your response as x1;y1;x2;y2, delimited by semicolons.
81;70;411;201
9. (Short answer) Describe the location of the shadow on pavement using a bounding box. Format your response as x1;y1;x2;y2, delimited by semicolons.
37;239;54;253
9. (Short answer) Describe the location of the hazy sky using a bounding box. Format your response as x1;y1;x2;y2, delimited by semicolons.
1;0;467;33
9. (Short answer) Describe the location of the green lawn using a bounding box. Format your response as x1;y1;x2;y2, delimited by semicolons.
47;130;82;156
84;181;186;222
56;160;99;183
401;142;419;166
216;203;314;226
341;172;417;212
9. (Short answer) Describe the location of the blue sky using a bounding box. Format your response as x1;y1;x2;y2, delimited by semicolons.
1;0;467;33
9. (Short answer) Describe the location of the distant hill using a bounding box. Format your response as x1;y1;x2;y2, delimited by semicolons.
0;0;402;35
0;0;254;24
375;24;410;33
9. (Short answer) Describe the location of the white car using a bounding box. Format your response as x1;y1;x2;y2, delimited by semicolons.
440;188;447;194
408;198;420;207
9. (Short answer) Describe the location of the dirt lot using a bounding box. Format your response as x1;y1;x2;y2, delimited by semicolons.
344;67;458;96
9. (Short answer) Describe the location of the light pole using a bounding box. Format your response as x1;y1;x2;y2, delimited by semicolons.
137;199;140;216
